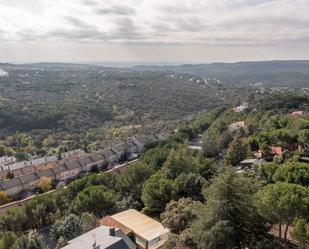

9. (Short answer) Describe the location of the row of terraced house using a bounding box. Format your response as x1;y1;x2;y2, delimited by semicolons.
0;132;169;198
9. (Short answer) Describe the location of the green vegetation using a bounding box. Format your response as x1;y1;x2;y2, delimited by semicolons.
0;92;309;248
0;64;259;157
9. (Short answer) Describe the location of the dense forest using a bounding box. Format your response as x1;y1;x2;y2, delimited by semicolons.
0;93;309;248
0;63;262;158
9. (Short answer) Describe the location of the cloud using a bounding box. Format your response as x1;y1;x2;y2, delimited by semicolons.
0;0;308;47
96;5;136;16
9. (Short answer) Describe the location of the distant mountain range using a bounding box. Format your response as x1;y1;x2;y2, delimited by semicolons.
132;60;309;88
1;60;309;87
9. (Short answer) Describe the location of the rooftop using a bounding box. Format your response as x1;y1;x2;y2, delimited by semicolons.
100;216;133;235
61;225;135;249
1;177;23;190
19;172;40;184
240;159;259;164
111;209;170;241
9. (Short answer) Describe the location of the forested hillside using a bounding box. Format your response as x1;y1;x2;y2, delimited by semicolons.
1;93;309;248
133;60;309;88
0;63;260;157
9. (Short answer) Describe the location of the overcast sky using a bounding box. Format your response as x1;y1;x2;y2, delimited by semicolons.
0;0;309;64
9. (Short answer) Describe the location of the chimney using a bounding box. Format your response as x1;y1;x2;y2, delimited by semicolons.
109;227;115;236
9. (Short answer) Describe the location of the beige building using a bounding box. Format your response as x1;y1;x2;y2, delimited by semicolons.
111;209;170;249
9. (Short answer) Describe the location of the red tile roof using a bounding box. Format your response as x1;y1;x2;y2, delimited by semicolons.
100;216;132;235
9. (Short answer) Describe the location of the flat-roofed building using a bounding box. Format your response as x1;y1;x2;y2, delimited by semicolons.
111;209;170;249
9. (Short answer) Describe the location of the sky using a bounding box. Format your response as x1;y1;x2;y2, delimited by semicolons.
0;0;309;64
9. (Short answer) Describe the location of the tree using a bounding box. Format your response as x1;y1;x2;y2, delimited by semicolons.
0;145;14;157
299;129;309;146
202;140;219;157
292;218;309;248
173;173;206;201
0;232;17;249
70;185;116;217
23;195;57;229
51;214;82;241
6;171;14;179
14;151;28;162
161;198;201;234
116;163;153;201
57;147;63;160
80;212;98;232
273;162;309;186
43;135;57;149
14;233;45;249
256;182;309;241
162;234;189;249
196;157;215;180
191;167;268;249
141;147;169;170
162;143;196;179
224;137;248;166
37;177;52;192
142;174;176;214
217;130;233;150
0;191;11;205
258;162;278;184
116;195;142;211
0;207;30;233
26;233;46;249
